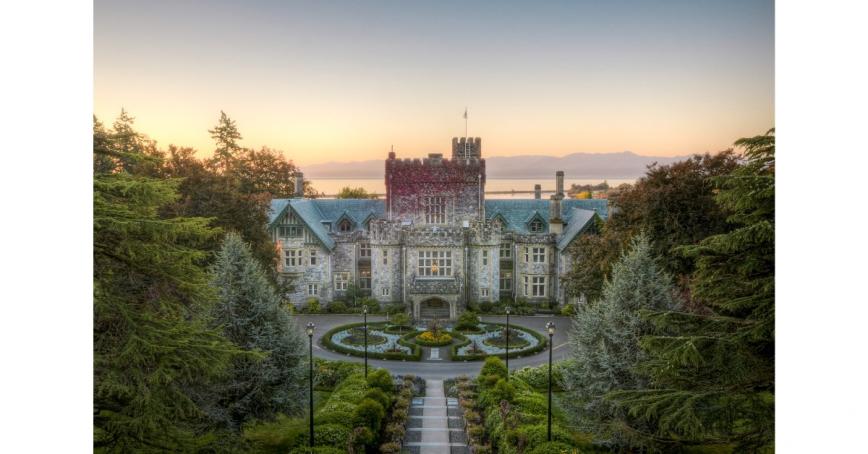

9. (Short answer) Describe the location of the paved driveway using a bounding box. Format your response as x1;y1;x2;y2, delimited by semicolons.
292;314;573;380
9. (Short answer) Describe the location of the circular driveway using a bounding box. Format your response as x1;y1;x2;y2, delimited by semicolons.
293;314;573;380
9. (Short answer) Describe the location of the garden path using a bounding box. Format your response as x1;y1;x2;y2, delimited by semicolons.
404;379;468;454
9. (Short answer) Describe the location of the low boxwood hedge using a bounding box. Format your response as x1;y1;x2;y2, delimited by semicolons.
450;323;548;361
320;322;422;361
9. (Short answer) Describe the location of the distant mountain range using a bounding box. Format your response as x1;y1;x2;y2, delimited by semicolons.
302;151;690;179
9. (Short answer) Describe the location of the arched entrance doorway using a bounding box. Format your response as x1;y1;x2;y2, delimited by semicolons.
419;298;451;320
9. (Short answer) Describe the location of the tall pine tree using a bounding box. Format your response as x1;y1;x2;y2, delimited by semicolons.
208;110;243;173
561;233;678;449
93;155;240;451
198;232;307;430
610;129;775;451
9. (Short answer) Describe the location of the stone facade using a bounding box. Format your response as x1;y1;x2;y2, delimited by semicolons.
267;136;607;319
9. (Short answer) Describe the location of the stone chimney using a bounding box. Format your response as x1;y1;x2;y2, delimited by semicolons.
549;194;563;234
294;172;304;198
556;170;564;199
534;184;541;199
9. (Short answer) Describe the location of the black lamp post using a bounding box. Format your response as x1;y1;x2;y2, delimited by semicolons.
545;321;555;442
505;306;511;381
306;322;315;448
363;305;368;378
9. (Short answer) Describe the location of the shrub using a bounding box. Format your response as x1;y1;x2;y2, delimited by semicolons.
560;303;576;316
527;441;575;454
456;310;481;329
480;356;508;381
512;424;575;448
353;398;385;432
366;368;394;394
480;378;516;408
468;424;485;439
361;298;380;313
479;301;494;313
384;422;406;441
379;441;402;453
296;423;351;448
243;414;306;453
314;359;363;391
363;388;392;411
416;330;453;346
390;311;410;326
288;447;344;454
327;301;348;313
305;298;321;313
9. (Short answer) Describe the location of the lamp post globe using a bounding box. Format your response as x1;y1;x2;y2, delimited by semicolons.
545;321;555;441
305;322;315;447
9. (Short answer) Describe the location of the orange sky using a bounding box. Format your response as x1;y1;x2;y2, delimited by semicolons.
95;0;774;167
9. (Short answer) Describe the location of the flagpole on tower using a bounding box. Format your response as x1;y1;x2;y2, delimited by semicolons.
463;107;469;158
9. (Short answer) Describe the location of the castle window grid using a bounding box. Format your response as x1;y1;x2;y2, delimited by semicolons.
309;249;318;265
338;219;353;233
381;287;390;296
423;196;448;224
359;243;371;258
382;250;388;265
279;225;303;238
482;250;489;266
284;249;302;267
334;272;350;291
529;219;545;233
359;268;371;290
480;287;489;298
500;271;513;292
524;275;547;297
500;243;512;259
307;283;318;296
418;250;453;277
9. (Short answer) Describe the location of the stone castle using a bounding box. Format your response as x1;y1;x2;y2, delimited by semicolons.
268;137;607;319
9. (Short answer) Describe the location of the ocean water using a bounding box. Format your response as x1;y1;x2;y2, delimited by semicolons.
308;178;635;199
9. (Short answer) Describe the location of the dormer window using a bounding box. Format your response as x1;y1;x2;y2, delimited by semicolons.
529;219;545;233
339;219;353;232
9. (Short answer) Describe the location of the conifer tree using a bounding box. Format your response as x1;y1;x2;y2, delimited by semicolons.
208;110;243;172
609;129;775;451
93;150;240;450
561;233;677;448
200;232;307;429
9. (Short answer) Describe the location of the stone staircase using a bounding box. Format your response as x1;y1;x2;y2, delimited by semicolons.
404;379;468;454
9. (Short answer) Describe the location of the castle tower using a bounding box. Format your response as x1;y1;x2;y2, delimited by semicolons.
451;137;482;160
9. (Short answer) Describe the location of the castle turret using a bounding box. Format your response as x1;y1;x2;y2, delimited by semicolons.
451;137;482;160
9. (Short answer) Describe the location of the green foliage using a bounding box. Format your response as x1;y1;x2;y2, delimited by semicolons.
609;129;776;451
361;297;381;313
93;143;242;451
479;379;516;408
480;356;508;382
314;359;363;391
366;368;394;394
608;150;741;280
456;310;481;330
363;388;392;411
198;232;307;429
563;220;628;303
326;300;348;313
304;298;321;313
242;414;307;454
526;441;576;454
512;361;570;392
389;311;410;326
561;233;678;449
352;398;386;432
288;446;345;454
336;186;377;199
208;110;243;172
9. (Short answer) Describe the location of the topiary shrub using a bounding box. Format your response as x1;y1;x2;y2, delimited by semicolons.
379;441;402;453
327;300;348;313
362;388;392;411
480;378;516;408
480;356;508;382
352;398;385;432
456;310;481;330
366;368;394;394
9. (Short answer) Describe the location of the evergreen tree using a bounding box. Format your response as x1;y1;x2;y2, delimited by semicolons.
93;156;240;450
208;110;243;172
200;232;307;430
561;233;677;449
610;129;775;451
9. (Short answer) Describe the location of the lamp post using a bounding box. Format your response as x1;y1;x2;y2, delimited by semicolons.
306;322;315;448
363;305;368;378
505;306;511;381
545;321;555;442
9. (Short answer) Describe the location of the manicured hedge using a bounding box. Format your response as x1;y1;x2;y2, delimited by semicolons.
320;322;422;361
450;323;548;361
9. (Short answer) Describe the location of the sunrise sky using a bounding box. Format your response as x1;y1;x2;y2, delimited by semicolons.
94;0;774;166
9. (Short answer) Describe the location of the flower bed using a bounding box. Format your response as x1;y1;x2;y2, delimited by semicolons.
338;327;389;346
451;323;547;361
321;322;422;361
413;330;453;346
